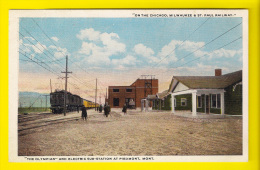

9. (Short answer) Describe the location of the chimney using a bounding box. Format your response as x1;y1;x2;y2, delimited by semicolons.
215;69;222;76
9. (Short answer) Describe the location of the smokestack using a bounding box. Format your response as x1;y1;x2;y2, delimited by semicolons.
215;69;222;76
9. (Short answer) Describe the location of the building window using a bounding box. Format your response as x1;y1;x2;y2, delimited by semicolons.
126;88;132;92
181;98;187;106
113;98;119;106
217;94;221;108
211;94;221;108
197;96;202;108
113;89;119;92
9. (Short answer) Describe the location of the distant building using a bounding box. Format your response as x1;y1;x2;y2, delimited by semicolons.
152;69;242;115
108;78;158;108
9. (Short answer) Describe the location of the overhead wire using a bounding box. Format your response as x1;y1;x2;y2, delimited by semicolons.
151;17;211;68
157;36;242;75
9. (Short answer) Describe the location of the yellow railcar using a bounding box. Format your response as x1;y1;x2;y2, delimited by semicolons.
83;99;99;109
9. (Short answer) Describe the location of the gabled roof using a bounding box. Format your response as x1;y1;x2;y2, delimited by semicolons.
157;90;169;99
171;70;242;90
147;95;157;100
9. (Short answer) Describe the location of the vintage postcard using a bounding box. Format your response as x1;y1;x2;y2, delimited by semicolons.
9;9;248;162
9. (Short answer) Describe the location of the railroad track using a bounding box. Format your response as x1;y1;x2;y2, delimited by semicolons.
18;112;81;136
18;117;79;132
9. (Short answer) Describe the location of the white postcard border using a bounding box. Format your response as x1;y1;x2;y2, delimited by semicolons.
9;9;248;162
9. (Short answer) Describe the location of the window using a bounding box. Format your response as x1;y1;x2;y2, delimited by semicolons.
197;96;202;108
217;94;221;108
211;94;221;108
113;98;119;106
181;98;187;106
126;88;132;92
113;89;119;92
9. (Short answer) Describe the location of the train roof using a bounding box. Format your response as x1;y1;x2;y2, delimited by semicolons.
51;90;73;96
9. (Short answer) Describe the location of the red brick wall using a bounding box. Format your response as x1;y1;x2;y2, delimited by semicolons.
134;79;158;107
108;79;158;108
108;86;136;108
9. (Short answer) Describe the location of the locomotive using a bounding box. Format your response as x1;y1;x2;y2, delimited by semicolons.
50;90;99;114
50;90;83;113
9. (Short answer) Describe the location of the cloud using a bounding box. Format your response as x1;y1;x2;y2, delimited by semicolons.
76;28;126;66
31;42;46;54
78;42;98;55
133;43;154;57
23;37;35;41
76;28;101;41
111;55;137;66
157;40;181;64
100;32;125;54
157;40;205;65
20;36;47;54
132;43;159;64
206;48;242;60
51;37;59;42
49;45;69;59
178;40;205;52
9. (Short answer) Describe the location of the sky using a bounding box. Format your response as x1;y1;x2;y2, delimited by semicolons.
18;17;243;103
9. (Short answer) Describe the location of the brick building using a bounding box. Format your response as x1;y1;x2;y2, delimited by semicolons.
108;78;158;108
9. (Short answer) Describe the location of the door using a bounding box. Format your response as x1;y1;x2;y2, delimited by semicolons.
113;98;119;107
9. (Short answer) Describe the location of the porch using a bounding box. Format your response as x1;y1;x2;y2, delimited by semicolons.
171;89;225;116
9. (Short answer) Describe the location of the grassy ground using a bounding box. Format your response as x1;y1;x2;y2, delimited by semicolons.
18;107;51;114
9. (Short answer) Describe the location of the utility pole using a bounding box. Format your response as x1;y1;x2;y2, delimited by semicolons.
95;78;97;110
61;55;72;116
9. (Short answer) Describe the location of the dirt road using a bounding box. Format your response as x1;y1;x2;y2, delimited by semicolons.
18;109;242;156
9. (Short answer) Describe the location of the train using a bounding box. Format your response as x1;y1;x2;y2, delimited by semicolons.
50;90;99;114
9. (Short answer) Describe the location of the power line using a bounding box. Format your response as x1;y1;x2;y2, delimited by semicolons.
20;26;92;89
24;20;96;89
19;28;67;70
19;32;66;74
19;50;63;79
157;36;242;75
151;21;242;76
31;18;91;76
171;22;242;65
151;17;211;68
20;31;95;91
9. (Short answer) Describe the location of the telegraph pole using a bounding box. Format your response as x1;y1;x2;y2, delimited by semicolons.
95;78;97;110
99;93;101;104
61;55;72;116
